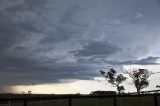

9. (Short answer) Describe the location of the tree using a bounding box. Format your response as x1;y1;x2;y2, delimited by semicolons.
156;85;160;88
100;68;127;94
125;69;152;94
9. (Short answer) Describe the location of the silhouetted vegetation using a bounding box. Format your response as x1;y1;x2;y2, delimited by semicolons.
100;68;127;94
156;85;160;88
90;90;116;95
125;69;152;94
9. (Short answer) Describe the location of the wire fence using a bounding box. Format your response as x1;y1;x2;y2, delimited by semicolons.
0;94;159;106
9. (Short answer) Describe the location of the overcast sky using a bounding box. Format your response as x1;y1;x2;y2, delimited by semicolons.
0;0;160;93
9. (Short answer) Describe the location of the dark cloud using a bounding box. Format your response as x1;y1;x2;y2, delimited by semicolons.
104;56;160;65
129;56;160;65
71;41;122;57
39;3;87;44
0;0;48;51
0;0;96;88
74;55;160;66
0;59;97;86
0;0;160;92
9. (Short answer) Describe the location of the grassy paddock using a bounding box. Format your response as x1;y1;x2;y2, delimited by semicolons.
0;94;159;106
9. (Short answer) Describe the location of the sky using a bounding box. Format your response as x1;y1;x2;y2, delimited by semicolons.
0;0;160;94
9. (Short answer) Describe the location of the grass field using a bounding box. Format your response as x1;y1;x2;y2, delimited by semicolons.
0;96;159;106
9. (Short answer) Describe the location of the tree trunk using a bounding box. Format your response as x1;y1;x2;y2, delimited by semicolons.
117;86;120;94
136;86;140;94
137;89;140;94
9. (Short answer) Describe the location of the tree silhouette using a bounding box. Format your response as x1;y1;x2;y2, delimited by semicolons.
156;85;160;88
125;69;152;94
100;68;127;94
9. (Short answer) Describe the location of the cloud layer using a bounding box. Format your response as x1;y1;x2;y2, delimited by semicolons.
0;0;160;88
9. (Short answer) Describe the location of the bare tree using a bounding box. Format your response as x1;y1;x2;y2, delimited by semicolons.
100;68;127;94
125;69;152;94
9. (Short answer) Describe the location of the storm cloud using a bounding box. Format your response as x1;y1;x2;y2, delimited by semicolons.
71;41;122;57
0;0;160;89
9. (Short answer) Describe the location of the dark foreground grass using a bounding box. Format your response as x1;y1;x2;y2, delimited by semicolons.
0;95;160;106
116;96;155;106
5;96;159;106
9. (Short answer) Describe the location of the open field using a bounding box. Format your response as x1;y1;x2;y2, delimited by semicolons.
0;94;160;106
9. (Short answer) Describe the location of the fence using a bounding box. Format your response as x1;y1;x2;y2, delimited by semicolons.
0;94;160;106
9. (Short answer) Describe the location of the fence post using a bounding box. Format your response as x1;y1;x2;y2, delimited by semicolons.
68;98;72;106
23;100;27;106
8;101;11;106
113;96;117;106
154;95;158;106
